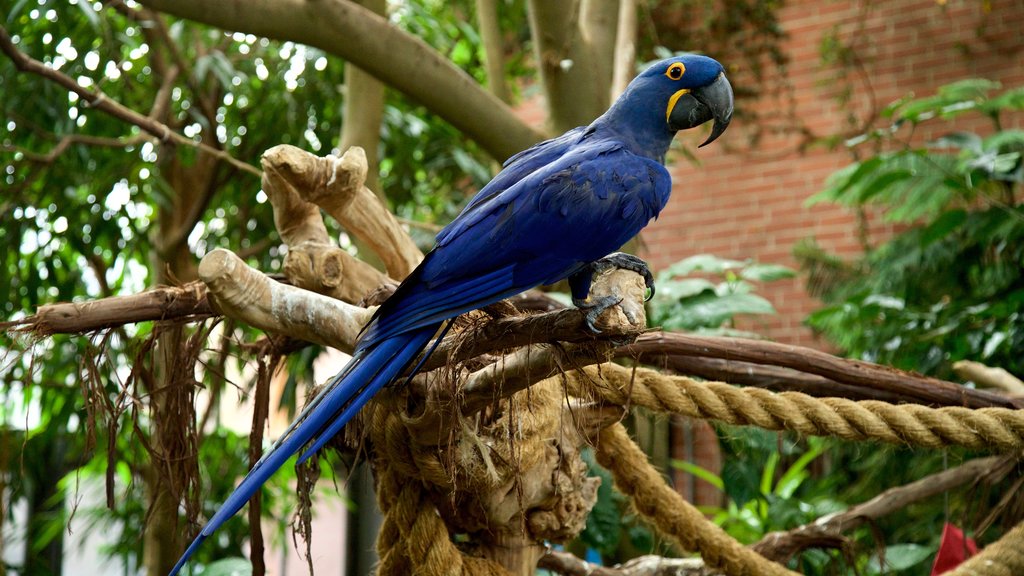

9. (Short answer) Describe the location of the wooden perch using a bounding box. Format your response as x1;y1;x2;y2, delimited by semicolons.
8;281;212;335
421;268;646;371
262;145;423;279
261;145;391;303
652;355;929;405
198;248;373;353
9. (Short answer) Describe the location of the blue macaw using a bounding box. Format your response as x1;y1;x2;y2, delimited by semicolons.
170;54;732;575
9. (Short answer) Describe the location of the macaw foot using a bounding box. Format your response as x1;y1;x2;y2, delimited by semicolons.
589;252;656;301
572;294;624;334
569;253;656;333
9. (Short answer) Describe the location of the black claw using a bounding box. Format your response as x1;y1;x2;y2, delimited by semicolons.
593;252;656;300
573;294;623;334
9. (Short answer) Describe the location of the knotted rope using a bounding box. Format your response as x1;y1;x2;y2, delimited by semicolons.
367;378;585;576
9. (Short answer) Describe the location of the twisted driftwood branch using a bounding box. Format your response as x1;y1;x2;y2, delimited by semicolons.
198;248;373;353
263;144;422;280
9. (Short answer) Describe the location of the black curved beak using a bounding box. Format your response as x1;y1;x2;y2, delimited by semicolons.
668;73;734;147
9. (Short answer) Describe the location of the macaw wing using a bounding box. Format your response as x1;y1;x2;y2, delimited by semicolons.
435;127;588;247
361;140;671;348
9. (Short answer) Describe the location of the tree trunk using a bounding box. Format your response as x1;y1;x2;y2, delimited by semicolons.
340;0;390;271
339;0;387;195
142;147;217;576
527;0;618;133
475;0;512;103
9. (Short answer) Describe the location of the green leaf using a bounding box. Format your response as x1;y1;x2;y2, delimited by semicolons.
665;254;746;276
920;209;966;247
759;451;779;496
859;168;915;203
983;86;1024;113
931;131;982;154
670;459;725;491
740;263;796;282
866;543;934;573
670;292;777;330
982;129;1024;152
774;440;825;498
657;277;716;300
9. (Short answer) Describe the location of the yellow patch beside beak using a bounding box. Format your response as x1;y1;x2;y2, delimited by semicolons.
666;89;691;124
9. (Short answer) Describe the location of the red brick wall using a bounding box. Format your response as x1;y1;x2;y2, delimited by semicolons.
644;0;1024;347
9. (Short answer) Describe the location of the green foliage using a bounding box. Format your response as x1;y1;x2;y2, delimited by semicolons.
690;432;839;545
801;80;1024;378
648;254;794;335
1;0;509;571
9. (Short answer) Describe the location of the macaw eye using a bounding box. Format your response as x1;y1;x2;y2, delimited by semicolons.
665;62;685;81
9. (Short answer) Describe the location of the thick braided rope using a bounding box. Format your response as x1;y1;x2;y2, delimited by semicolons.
946;521;1024;576
596;423;799;576
569;364;1024;451
372;406;510;576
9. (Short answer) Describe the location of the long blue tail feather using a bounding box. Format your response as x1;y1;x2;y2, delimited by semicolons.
170;325;437;575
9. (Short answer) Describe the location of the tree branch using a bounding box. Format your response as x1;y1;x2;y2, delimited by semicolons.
475;0;511;103
197;248;373;354
0;25;260;177
136;0;545;161
641;355;915;404
2;134;149;164
262;145;423;280
7;282;213;336
953;360;1024;396
753;454;1017;562
623;332;1021;409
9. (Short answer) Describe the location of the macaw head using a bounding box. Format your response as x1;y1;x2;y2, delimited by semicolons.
604;54;733;152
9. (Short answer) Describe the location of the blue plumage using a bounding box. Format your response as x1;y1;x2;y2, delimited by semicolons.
170;54;732;575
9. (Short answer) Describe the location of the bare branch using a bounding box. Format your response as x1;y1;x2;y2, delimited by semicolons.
8;282;212;335
197;248;374;353
753;454;1017;562
2;134;149;164
262;145;423;279
642;355;914;404
623;332;1021;409
953;360;1024;396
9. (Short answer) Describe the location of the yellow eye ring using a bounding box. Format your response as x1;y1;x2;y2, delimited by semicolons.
665;62;685;80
